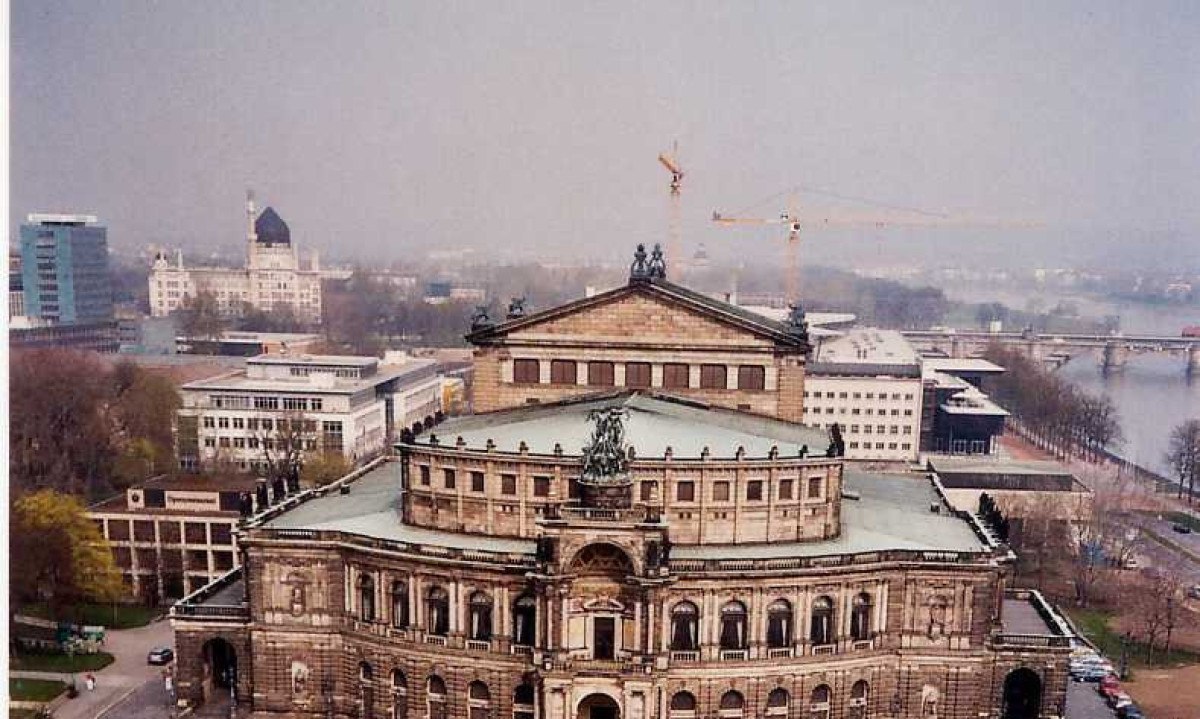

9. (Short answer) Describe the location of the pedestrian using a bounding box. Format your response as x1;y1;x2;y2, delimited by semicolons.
85;673;96;691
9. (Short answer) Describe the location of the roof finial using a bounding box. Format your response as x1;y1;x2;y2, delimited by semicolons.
506;297;527;319
246;188;257;243
630;244;650;281
648;243;667;279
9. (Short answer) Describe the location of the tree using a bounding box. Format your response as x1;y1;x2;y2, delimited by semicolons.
256;411;314;484
10;349;117;498
1165;419;1200;503
11;490;124;615
110;362;182;487
300;451;352;487
178;290;227;348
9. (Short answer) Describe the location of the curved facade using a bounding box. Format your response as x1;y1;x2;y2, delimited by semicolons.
171;258;1070;719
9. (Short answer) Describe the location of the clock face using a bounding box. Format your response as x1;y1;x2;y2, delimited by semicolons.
131;492;142;503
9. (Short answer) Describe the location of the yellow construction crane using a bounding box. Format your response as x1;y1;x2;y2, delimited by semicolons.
657;145;684;268
712;196;804;302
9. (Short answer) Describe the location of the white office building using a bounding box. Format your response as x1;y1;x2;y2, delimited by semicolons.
177;353;446;471
803;328;925;462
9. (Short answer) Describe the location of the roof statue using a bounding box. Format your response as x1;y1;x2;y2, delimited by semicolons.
471;305;492;331
630;244;650;280
580;407;630;483
648;243;667;279
787;302;809;339
506;296;527;320
826;422;846;458
254;207;291;245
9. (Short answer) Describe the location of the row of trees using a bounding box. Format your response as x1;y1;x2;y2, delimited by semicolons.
983;344;1122;461
10;349;182;499
1166;419;1200;502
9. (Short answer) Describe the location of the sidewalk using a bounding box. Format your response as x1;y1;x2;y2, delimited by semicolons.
12;619;174;719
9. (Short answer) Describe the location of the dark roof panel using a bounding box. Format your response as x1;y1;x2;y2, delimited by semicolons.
255;207;291;245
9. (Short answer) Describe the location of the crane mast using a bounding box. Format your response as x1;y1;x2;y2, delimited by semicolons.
657;145;684;271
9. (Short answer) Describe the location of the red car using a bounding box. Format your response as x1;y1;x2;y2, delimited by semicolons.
1098;675;1121;700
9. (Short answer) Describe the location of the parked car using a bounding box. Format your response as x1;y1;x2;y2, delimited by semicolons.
1108;691;1134;709
1188;584;1200;600
1072;665;1110;683
1172;523;1192;534
1098;674;1121;699
1118;705;1145;719
147;646;175;665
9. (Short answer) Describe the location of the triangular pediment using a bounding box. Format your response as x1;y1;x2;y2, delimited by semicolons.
467;279;808;350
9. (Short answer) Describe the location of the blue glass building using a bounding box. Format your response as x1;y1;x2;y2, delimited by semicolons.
20;214;114;325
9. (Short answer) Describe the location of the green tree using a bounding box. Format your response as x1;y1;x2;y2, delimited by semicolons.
11;490;124;615
300;451;352;487
111;363;182;485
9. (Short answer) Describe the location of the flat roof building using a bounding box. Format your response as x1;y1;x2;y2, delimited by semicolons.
19;213;113;326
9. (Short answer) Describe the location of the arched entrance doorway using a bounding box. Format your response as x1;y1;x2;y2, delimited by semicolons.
1001;668;1042;719
201;638;238;701
578;693;620;719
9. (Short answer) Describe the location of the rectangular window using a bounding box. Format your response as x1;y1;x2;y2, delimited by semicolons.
625;362;651;388
904;393;915;401
903;426;912;435
310;398;323;411
807;477;823;499
501;474;517;495
233;437;246;448
640;481;657;501
533;476;551;497
746;480;763;501
203;416;215;428
676;481;695;502
443;469;456;489
471;471;485;492
419;465;431;486
232;417;245;429
712;481;731;501
849;441;860;449
184;522;207;544
159;522;181;544
513;359;540;384
550;359;577;385
587;361;615;387
699;364;727;389
218;437;230;448
133;521;155;542
779;479;794;500
663;363;690;389
218;417;229;429
737;365;766;390
108;520;131;541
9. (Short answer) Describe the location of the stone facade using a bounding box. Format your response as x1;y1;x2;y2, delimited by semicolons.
171;253;1069;719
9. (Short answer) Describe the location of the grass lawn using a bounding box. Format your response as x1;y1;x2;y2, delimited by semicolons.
1068;608;1200;668
10;709;49;719
20;602;160;629
9;678;66;702
11;650;115;672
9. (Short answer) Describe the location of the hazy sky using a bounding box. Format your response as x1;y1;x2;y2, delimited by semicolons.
12;1;1200;268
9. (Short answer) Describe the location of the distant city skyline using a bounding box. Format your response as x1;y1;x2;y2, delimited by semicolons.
12;1;1200;271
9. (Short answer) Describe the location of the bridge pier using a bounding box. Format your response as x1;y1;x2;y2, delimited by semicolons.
1188;345;1200;377
1102;341;1129;374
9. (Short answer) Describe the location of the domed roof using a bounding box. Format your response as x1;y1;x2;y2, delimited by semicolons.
254;207;290;245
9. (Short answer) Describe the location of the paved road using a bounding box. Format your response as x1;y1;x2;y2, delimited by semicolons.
1066;678;1117;719
30;618;174;719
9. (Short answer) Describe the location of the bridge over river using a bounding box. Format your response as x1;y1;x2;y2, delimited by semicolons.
901;329;1200;375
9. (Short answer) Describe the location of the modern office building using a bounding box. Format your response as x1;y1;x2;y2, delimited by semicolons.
170;247;1070;719
176;354;447;471
803;329;925;463
19;213;113;325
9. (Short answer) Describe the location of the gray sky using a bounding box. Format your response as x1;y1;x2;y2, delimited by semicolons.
11;1;1200;268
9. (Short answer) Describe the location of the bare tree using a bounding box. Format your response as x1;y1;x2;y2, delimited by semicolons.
1166;419;1200;503
255;411;316;488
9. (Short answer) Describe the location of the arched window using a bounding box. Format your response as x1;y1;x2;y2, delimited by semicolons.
359;662;375;719
849;680;869;719
670;601;699;651
427;676;447;719
358;574;376;622
810;685;831;719
469;592;493;641
851;593;872;641
720;601;748;650
468;681;490;719
392;581;410;628
513;683;536;719
391;671;408;719
670;692;697;719
719;691;744;716
810;596;834;646
766;688;789;716
767;599;793;648
426;586;449;636
513;595;537;647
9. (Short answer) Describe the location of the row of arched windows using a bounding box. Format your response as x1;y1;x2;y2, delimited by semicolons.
356;576;537;645
355;664;536;719
670;682;869;719
671;594;874;651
